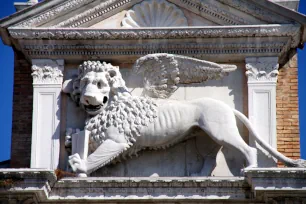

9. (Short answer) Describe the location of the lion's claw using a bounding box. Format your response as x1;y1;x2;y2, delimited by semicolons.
68;153;87;174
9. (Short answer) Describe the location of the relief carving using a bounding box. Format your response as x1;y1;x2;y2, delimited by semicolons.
9;24;300;40
245;57;279;82
32;59;64;84
121;0;188;28
62;54;306;176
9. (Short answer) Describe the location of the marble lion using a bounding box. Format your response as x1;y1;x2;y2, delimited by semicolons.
63;54;306;175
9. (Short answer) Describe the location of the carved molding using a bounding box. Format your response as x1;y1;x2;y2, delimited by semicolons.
122;0;188;28
245;168;306;201
0;169;57;184
54;177;250;199
54;0;140;28
31;59;64;84
16;0;96;28
168;0;255;25
218;0;291;24
23;42;286;51
22;42;285;58
245;57;279;82
12;0;293;29
244;168;306;178
8;24;300;40
1;168;306;202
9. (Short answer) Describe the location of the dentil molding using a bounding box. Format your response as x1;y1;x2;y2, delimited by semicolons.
31;59;64;84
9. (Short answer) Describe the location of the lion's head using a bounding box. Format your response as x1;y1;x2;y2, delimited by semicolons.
63;61;130;115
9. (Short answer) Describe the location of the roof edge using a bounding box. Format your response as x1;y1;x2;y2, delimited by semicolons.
251;0;306;42
0;0;64;28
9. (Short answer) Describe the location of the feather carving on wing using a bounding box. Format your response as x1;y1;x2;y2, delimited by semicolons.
132;53;237;99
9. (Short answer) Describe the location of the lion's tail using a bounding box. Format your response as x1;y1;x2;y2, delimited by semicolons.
233;109;306;167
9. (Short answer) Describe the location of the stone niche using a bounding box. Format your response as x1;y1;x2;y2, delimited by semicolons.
64;63;246;177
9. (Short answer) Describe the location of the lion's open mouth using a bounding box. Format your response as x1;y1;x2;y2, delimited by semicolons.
84;104;102;112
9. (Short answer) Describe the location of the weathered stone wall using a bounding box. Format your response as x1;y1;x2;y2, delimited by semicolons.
10;51;32;168
277;54;300;161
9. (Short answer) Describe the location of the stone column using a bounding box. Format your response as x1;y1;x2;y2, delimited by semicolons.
245;57;279;167
31;59;64;169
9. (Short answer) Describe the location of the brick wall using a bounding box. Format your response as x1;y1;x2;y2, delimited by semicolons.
276;54;300;161
10;50;32;168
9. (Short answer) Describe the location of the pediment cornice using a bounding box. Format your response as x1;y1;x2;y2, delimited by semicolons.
218;0;291;24
9;24;301;66
1;0;305;66
53;0;141;28
5;0;300;29
16;0;97;28
9;24;300;40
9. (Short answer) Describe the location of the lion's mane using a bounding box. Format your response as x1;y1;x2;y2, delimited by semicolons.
69;61;129;106
86;96;158;151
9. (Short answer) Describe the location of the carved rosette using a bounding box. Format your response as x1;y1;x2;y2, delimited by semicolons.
31;59;64;84
121;0;188;28
245;57;279;82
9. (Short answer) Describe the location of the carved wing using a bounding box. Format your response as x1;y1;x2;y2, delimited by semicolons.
132;53;237;98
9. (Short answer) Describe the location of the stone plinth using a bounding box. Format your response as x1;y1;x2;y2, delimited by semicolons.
0;168;306;203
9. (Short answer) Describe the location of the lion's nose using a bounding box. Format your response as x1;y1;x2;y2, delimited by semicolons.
83;95;100;106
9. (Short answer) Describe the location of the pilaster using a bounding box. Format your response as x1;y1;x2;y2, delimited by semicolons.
245;57;279;167
31;59;64;169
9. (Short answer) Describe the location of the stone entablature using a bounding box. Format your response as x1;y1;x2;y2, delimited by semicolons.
1;0;306;66
0;168;305;203
7;24;301;65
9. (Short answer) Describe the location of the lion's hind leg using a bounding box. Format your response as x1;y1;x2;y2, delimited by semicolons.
69;139;130;175
199;119;257;168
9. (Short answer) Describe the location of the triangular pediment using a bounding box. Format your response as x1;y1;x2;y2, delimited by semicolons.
1;0;306;66
1;0;303;29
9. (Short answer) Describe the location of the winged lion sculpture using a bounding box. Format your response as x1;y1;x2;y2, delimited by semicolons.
62;53;306;176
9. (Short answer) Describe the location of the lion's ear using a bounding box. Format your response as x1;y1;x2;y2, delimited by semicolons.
62;79;74;94
108;69;117;79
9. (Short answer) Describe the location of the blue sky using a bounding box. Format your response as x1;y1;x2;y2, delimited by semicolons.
0;0;305;162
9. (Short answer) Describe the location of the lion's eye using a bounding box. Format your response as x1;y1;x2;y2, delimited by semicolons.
97;82;101;89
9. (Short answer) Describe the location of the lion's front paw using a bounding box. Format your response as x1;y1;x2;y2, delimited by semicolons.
68;153;87;174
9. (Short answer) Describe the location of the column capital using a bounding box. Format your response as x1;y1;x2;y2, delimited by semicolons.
245;57;279;82
31;59;64;85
